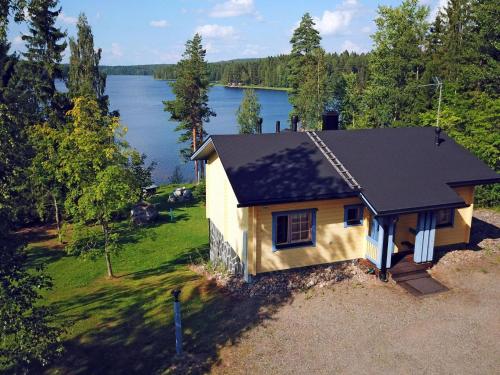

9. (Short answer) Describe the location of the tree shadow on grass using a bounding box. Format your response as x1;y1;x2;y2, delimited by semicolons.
44;244;294;375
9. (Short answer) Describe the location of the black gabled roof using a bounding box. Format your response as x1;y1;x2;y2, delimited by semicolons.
319;127;499;215
196;132;356;206
193;127;499;214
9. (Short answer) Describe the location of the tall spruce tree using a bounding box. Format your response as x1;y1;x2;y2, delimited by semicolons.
164;33;215;182
236;89;261;134
21;0;67;122
67;13;108;111
363;0;429;127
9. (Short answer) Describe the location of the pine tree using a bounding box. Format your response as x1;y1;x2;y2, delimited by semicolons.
236;89;261;134
164;34;215;182
288;13;332;129
288;13;321;97
68;13;108;111
20;0;67;122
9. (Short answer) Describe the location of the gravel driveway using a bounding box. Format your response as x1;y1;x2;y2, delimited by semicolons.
212;210;500;375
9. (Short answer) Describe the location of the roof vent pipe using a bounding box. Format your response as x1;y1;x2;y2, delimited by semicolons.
435;126;442;146
257;117;263;134
275;120;280;133
291;115;298;131
322;111;339;131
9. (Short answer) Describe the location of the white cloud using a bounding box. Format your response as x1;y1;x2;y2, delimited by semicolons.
361;26;371;33
111;43;123;58
313;10;353;36
242;44;265;56
429;0;448;20
340;40;364;53
57;11;77;25
204;42;220;54
150;20;169;28
195;24;236;39
210;0;256;18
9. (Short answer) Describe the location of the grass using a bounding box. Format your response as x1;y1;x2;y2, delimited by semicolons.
22;184;258;374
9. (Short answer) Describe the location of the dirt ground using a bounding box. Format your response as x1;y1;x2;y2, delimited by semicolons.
211;210;500;375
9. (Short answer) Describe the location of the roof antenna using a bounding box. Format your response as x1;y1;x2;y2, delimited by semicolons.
419;76;443;129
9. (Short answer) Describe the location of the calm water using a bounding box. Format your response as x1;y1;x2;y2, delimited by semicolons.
104;75;291;183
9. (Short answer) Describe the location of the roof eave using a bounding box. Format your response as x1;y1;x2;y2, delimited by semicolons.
375;201;469;217
236;191;359;208
191;137;215;161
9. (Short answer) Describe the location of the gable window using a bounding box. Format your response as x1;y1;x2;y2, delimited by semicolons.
344;204;364;227
436;208;454;228
272;209;317;251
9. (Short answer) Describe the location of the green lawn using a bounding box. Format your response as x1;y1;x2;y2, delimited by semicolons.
23;185;245;374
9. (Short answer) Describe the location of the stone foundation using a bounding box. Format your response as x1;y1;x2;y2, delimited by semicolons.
209;220;243;276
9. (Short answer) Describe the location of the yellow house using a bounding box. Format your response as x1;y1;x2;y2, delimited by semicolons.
192;126;499;282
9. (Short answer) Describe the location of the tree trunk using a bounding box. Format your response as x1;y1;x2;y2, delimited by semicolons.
52;193;62;243
102;222;114;279
192;126;198;184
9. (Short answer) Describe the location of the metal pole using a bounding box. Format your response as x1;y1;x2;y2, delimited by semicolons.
436;79;442;128
171;289;182;355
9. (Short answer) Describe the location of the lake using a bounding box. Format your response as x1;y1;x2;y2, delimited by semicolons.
104;75;292;184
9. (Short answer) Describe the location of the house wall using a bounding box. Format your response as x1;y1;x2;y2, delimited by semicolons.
252;197;369;274
206;154;248;269
435;186;474;246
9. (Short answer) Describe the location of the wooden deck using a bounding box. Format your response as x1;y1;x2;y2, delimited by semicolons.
389;253;448;297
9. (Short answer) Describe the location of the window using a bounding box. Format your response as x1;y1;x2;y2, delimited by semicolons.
272;209;316;251
436;208;454;228
344;205;364;227
369;217;379;241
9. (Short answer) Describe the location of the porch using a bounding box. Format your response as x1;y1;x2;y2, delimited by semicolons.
364;210;441;280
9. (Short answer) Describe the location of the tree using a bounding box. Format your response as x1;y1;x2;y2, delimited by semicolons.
288;13;332;129
0;237;63;371
69;165;139;278
293;47;332;129
29;122;65;242
127;151;156;197
169;166;184;184
62;97;141;278
67;13;108;111
339;72;365;129
363;0;429;127
20;0;67;123
164;33;215;182
236;89;261;134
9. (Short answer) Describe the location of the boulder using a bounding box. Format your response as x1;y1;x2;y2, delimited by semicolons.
130;201;158;225
168;187;194;203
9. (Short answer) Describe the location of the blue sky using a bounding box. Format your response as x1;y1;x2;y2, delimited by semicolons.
7;0;446;65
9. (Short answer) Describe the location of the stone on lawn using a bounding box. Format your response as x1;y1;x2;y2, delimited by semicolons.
131;201;158;225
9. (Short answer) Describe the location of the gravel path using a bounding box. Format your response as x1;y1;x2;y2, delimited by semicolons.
212;210;500;375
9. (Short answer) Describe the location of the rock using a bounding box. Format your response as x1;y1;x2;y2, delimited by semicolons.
130;201;158;225
168;187;194;204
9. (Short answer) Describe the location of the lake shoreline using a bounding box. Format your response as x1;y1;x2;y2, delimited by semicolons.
210;83;291;92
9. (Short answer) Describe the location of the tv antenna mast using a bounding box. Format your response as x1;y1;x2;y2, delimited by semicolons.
420;77;443;128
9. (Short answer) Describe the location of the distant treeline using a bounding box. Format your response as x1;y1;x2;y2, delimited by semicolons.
153;52;370;89
67;53;369;89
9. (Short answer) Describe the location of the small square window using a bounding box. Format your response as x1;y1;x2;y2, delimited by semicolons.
436;208;454;228
344;205;364;227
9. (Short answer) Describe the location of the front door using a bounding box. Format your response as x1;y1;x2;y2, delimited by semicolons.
414;211;436;263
